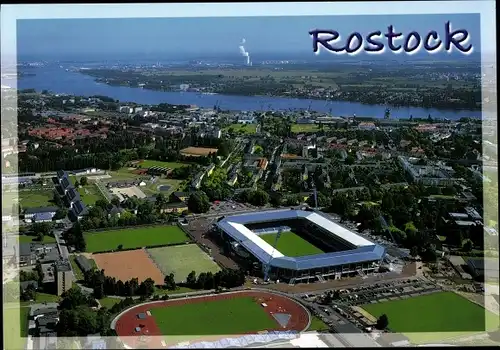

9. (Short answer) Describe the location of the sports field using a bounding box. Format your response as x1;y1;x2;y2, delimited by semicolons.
260;231;324;257
147;244;220;283
362;291;499;344
114;290;310;348
153;297;276;335
84;225;190;253
93;249;165;284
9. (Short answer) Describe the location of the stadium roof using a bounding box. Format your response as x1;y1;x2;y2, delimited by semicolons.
217;209;385;270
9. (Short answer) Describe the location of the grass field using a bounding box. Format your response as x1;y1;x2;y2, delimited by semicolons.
14;190;55;208
78;184;105;206
308;316;330;332
291;124;320;133
147;244;221;283
18;234;56;244
260;231;324;257
99;297;122;309
151;297;277;335
362;292;499;344
84;225;190;253
138;160;188;169
224;123;258;134
104;167;183;197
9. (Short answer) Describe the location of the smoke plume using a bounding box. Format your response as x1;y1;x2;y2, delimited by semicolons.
238;38;251;65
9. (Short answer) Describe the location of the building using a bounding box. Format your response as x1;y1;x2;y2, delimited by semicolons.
398;156;457;187
24;207;58;221
56;170;88;221
160;202;189;214
466;258;499;281
215;209;385;283
54;259;74;296
171;192;189;202
75;255;94;274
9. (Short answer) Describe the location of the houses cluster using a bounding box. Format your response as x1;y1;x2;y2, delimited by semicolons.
398;156;458;187
27;125;107;143
54;170;88;221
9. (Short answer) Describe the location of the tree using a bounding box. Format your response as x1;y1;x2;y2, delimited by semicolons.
117;244;123;250
186;271;197;287
53;208;68;221
410;246;419;258
80;177;88;186
376;314;389;329
187;191;210;214
139;278;156;296
164;273;176;291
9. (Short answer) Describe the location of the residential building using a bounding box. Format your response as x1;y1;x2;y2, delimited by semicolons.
54;259;74;296
160;202;189;214
398;156;457;187
171;192;189;202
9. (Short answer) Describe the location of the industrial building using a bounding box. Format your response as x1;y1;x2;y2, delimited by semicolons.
215;209;385;284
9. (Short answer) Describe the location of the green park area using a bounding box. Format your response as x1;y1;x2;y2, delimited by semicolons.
10;190;55;209
138;159;188;169
260;231;324;257
147;244;221;283
224;123;258;134
77;184;105;206
83;225;191;252
151;296;277;335
362;291;499;344
291;124;320;133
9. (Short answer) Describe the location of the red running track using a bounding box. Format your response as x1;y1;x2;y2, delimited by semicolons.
114;290;310;349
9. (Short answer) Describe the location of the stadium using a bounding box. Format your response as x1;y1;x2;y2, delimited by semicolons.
215;208;386;284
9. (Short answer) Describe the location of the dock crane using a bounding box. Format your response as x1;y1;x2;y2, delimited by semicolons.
263;228;283;282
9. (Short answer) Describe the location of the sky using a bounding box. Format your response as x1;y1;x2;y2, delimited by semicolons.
16;13;481;60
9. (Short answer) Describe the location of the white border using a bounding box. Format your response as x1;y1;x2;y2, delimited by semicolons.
1;1;497;348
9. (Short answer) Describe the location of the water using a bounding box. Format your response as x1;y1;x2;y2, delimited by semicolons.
13;65;481;120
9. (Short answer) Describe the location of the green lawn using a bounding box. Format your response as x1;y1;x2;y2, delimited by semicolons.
151;296;278;335
138;160;188;169
362;292;500;344
259;231;324;257
154;286;197;295
147;244;221;283
308;315;330;332
3;306;29;350
84;225;191;252
78;184;105;206
291;124;320;133
18;234;57;244
16;190;55;208
224;123;258;134
98;297;122;309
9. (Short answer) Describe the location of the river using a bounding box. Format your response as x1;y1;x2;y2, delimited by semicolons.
12;65;481;120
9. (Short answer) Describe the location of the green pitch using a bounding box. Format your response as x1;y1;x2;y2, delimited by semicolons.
84;225;190;252
259;231;324;257
147;244;221;283
151;297;277;335
362;291;499;344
